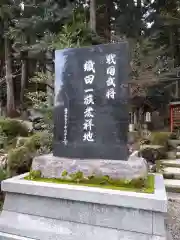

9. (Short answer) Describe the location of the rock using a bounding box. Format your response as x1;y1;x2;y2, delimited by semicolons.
31;152;148;180
0;154;7;169
139;145;166;164
33;122;46;131
16;137;29;148
167;151;177;160
18;120;33;133
127;131;139;144
168;139;180;148
28;109;43;122
148;163;156;173
140;144;164;150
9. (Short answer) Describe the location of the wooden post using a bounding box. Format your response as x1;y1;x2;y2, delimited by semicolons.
175;80;179;98
170;105;173;132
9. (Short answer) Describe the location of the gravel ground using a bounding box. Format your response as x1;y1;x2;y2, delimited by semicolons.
167;198;180;240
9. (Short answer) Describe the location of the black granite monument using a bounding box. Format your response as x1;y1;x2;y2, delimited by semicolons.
54;42;129;160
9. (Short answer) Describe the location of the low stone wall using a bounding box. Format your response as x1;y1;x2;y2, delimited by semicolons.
0;173;167;240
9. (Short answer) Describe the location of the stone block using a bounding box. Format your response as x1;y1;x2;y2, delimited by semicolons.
2;174;167;213
3;193;153;234
153;212;166;236
31;154;148;180
0;173;168;240
0;211;165;240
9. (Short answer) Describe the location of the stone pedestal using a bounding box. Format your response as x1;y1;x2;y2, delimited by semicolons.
0;173;168;240
31;153;148;180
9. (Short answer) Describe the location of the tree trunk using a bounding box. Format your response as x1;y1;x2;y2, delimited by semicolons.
46;51;53;106
4;35;15;117
175;80;179;98
174;26;180;67
20;56;28;108
96;0;111;42
136;0;142;38
90;0;96;32
89;0;111;42
20;36;29;109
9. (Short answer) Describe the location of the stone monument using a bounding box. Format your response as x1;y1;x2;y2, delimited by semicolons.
54;43;129;160
0;42;168;240
31;42;147;180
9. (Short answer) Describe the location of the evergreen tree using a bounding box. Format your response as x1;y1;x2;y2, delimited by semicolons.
8;0;76;108
0;0;21;116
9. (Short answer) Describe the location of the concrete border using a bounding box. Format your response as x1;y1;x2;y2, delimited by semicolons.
0;232;35;240
2;173;167;212
0;173;168;240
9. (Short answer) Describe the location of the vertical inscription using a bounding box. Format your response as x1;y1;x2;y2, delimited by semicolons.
105;54;117;99
83;60;95;142
63;108;68;145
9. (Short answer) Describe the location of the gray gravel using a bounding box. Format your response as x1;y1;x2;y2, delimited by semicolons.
167;198;180;240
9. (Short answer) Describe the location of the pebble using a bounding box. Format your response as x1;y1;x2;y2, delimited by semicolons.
167;199;180;240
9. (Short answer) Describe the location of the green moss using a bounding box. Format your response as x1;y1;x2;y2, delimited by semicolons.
28;170;41;180
61;170;68;177
25;173;155;194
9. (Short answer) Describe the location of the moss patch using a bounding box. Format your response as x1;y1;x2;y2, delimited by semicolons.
24;173;155;194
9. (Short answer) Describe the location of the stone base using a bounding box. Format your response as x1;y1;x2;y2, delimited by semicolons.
31;152;148;180
0;173;168;240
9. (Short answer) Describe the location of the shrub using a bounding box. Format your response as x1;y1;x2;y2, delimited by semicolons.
139;139;151;145
16;137;29;148
24;133;42;151
169;132;177;140
0;167;8;207
0;127;8;149
0;168;8;182
24;132;53;152
169;126;180;140
150;132;170;146
7;131;53;176
0;118;29;141
139;146;166;164
7;146;32;176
